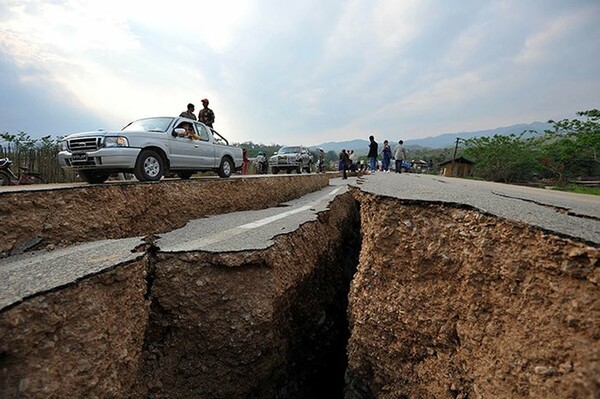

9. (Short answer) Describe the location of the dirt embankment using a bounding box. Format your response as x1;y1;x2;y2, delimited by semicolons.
0;192;360;398
0;175;329;256
2;178;599;398
346;190;599;399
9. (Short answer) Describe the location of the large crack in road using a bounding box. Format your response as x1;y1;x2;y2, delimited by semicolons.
1;174;598;398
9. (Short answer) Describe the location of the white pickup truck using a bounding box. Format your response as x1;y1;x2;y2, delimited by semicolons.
58;117;243;183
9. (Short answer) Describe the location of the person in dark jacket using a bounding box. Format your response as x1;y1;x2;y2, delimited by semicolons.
340;149;350;179
367;135;378;172
198;98;215;127
179;103;197;120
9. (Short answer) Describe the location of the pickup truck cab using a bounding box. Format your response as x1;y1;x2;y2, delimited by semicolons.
58;116;243;183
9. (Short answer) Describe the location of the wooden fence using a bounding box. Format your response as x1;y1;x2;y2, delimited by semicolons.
0;145;78;183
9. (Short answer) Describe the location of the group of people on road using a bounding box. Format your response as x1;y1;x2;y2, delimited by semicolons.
367;135;407;173
178;101;408;178
179;99;215;127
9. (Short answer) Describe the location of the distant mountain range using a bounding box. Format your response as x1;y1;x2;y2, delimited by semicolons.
312;121;553;154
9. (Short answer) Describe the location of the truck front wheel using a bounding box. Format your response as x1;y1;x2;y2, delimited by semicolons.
134;150;164;182
218;157;233;178
79;170;110;184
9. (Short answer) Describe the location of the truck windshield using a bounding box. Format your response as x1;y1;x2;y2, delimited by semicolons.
122;117;174;133
278;146;302;154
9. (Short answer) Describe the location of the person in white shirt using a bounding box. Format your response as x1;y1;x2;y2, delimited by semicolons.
393;140;407;173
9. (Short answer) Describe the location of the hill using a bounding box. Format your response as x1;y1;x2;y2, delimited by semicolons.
312;121;552;154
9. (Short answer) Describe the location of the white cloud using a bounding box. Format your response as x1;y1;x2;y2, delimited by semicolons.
443;26;483;69
1;0;599;144
516;5;598;65
0;0;255;131
372;0;428;50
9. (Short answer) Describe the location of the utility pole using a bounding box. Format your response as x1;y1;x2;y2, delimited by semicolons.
451;137;460;176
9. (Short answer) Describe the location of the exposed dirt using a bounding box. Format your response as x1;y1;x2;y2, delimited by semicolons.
0;259;150;398
142;192;360;398
0;175;329;256
0;191;360;398
346;189;599;399
1;178;599;398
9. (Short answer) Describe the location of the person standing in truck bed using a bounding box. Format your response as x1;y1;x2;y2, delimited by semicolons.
198;98;215;127
179;103;197;120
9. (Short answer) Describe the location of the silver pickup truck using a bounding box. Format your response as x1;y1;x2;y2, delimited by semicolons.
58;116;243;183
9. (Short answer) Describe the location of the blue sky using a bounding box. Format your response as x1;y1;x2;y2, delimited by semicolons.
1;0;599;146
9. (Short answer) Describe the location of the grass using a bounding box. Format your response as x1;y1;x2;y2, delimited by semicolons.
552;184;600;195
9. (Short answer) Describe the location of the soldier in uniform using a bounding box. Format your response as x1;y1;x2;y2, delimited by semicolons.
179;103;197;120
198;98;215;127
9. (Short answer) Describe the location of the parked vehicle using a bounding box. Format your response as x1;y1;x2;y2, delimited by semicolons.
254;152;268;174
58;117;243;183
390;160;414;173
0;158;45;186
269;146;313;174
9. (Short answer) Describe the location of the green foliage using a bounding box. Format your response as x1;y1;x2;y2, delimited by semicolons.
552;185;600;196
236;141;281;158
462;109;600;184
535;109;600;182
463;133;538;183
408;146;456;173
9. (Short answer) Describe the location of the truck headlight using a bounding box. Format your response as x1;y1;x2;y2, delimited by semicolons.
59;140;68;151
104;136;129;147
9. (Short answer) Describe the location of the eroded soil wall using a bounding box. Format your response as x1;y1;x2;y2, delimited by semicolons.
3;182;598;398
142;192;361;398
0;191;360;398
0;175;329;256
346;190;599;399
0;259;150;398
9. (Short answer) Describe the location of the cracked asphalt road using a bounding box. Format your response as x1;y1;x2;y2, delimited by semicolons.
353;173;600;244
2;173;598;311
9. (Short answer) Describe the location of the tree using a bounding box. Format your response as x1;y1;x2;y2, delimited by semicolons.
536;109;600;182
463;133;537;183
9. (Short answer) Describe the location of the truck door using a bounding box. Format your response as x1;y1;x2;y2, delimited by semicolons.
194;123;216;168
169;122;201;168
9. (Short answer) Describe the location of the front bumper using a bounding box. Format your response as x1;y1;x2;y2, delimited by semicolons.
58;147;141;170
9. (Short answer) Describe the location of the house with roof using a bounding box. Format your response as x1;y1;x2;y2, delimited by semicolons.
439;156;474;177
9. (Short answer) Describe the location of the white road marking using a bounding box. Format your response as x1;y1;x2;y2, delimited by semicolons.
164;186;344;250
241;186;342;229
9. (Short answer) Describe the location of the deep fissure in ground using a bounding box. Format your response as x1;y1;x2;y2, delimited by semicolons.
1;187;598;398
137;193;362;398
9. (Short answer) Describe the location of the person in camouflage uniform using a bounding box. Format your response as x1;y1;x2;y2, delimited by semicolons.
198;98;215;127
179;103;197;120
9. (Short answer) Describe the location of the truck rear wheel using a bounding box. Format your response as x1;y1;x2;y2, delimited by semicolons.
134;150;164;182
218;157;233;178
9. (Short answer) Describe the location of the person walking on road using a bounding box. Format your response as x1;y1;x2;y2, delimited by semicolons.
198;98;215;127
381;140;392;172
179;103;197;120
367;135;378;173
348;150;356;171
242;148;249;175
318;148;325;173
340;149;350;179
394;140;407;173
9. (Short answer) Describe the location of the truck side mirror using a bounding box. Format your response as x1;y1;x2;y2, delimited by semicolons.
172;128;186;137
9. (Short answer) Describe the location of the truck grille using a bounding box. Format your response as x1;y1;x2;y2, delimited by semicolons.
68;137;101;151
66;157;99;167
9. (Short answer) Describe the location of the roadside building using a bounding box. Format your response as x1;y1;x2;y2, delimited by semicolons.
439;156;474;177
